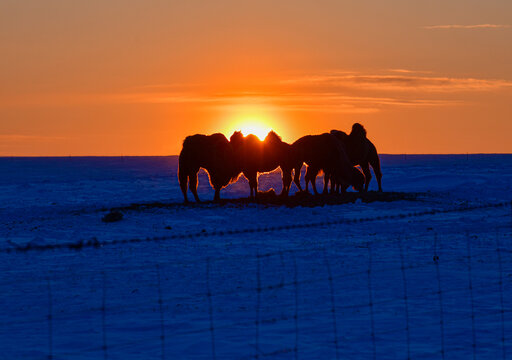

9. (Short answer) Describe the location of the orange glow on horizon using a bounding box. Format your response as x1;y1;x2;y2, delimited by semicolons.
218;103;287;142
230;120;272;141
2;2;512;156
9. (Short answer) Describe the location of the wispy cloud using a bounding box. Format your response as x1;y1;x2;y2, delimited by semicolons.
386;69;433;74
2;70;510;115
0;134;66;141
281;73;512;92
126;83;203;91
120;90;460;115
424;24;510;30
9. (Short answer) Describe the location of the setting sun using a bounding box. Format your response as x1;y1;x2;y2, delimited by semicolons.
1;0;511;157
219;103;285;142
237;121;272;140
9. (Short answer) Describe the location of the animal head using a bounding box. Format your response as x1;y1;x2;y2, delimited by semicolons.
264;130;281;141
245;133;261;143
350;123;367;138
351;167;365;192
264;130;283;146
229;131;244;147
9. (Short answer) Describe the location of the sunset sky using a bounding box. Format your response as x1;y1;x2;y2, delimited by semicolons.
1;0;511;156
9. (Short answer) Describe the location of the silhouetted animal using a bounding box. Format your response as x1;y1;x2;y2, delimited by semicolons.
178;133;240;203
285;133;365;195
330;123;382;192
230;131;293;199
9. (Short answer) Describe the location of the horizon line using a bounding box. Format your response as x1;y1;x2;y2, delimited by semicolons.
1;153;511;158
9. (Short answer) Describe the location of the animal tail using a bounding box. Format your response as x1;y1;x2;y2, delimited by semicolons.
178;168;188;198
178;141;192;200
368;140;382;190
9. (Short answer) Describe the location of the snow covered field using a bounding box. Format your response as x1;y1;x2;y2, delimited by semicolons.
0;155;511;359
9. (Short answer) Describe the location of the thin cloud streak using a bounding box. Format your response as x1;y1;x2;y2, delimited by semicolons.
0;134;66;141
424;24;510;29
128;91;461;114
126;83;203;91
282;73;512;92
1;71;507;114
386;69;433;74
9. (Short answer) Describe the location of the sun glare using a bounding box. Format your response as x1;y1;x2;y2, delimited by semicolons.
219;104;285;141
223;116;274;141
238;122;272;140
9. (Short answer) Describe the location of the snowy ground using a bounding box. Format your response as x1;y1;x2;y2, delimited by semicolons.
0;155;511;359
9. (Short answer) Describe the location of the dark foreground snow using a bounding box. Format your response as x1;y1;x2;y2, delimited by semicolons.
0;155;511;359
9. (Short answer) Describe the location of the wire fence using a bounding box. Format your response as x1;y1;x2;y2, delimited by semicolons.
0;201;511;359
1;200;509;254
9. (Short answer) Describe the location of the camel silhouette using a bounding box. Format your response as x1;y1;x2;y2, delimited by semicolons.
178;133;241;203
331;123;382;192
230;131;293;199
285;133;365;195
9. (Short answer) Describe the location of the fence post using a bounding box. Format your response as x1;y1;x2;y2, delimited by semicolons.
466;233;477;360
433;234;446;359
399;239;411;360
101;272;108;360
47;278;53;360
156;265;166;360
292;253;299;360
206;258;217;360
496;230;506;360
367;243;376;360
323;249;340;360
255;252;261;359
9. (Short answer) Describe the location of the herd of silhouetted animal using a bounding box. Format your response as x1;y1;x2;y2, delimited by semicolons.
178;123;382;203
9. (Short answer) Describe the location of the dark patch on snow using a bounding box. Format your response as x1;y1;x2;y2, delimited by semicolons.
108;191;422;213
2;200;509;253
102;210;124;223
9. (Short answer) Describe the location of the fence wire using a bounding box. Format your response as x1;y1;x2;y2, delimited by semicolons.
0;201;511;359
2;200;509;254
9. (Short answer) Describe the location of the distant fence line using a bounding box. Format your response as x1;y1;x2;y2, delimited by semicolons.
4;227;511;359
3;244;505;327
2;199;510;254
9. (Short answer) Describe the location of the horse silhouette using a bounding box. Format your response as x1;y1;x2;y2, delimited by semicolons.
330;123;382;192
178;133;240;203
230;131;293;199
285;133;365;195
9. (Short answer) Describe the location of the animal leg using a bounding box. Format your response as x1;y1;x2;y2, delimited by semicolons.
213;187;221;202
305;168;318;195
376;173;383;192
372;164;383;192
293;166;303;192
178;169;188;203
189;173;200;202
361;163;372;192
322;172;330;194
281;169;292;197
304;167;311;194
368;141;383;192
329;175;336;194
251;176;258;200
311;178;319;195
246;172;258;199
